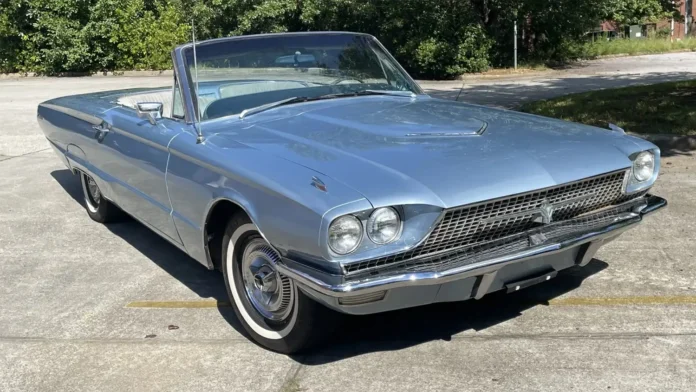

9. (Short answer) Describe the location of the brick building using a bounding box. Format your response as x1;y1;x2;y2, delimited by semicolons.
598;0;696;39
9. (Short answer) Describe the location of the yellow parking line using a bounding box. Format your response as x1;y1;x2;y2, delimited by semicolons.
549;295;696;306
126;300;230;308
126;295;696;309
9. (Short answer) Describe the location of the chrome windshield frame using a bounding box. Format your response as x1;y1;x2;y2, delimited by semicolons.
172;32;425;124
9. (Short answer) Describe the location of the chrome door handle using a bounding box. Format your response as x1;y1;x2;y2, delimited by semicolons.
93;122;110;142
92;124;110;133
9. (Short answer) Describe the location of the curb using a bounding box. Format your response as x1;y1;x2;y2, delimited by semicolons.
589;49;696;60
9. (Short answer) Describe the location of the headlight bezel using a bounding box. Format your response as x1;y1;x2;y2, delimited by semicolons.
632;150;655;182
327;214;363;255
325;206;410;257
366;207;403;245
625;148;660;194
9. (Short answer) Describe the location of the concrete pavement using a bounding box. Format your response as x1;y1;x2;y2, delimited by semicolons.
1;53;696;391
422;52;696;108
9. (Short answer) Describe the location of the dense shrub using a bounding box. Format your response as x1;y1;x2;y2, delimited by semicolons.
407;32;492;78
0;0;189;73
0;0;683;77
108;0;190;70
0;0;29;73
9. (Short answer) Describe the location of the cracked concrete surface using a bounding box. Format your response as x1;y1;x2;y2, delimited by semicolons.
1;53;695;391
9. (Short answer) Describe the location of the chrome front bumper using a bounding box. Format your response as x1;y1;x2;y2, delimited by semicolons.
277;195;667;314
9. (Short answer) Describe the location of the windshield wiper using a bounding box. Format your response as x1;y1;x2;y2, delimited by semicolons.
239;90;417;119
359;89;417;97
239;96;309;119
317;90;417;99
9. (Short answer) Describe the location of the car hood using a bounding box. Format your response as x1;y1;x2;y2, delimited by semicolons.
211;96;641;208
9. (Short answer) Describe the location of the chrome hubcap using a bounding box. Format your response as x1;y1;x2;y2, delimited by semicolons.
241;242;294;321
87;177;101;204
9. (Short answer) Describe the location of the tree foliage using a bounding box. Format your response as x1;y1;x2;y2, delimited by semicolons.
0;0;684;77
604;0;681;26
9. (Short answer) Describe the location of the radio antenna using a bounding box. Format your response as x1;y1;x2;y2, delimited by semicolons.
192;19;204;143
455;76;465;102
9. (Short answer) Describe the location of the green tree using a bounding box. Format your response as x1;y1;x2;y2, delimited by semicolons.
605;0;681;26
109;0;190;70
19;0;94;73
0;0;27;72
0;0;686;77
472;0;613;64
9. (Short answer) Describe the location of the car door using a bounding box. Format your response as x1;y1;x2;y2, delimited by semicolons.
93;105;185;244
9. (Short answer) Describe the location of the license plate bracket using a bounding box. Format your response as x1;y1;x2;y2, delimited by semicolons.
505;270;558;293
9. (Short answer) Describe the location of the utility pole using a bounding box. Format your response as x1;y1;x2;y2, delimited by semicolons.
686;0;690;36
514;20;518;70
672;0;676;41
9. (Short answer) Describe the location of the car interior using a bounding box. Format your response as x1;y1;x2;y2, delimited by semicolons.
117;78;392;121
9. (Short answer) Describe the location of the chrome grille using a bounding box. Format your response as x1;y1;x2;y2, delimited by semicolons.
344;170;640;275
392;197;646;275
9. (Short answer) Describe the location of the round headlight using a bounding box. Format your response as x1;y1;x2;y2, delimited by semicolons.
633;151;655;182
367;207;401;244
328;215;362;255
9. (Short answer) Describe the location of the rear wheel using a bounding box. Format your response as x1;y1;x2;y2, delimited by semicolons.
222;214;334;353
80;172;124;223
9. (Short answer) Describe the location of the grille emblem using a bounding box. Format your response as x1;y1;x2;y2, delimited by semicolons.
529;233;548;246
536;199;555;224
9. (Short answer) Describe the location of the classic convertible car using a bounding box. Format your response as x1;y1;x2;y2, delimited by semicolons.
38;32;666;353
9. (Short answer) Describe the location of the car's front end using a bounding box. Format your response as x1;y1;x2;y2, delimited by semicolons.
261;137;666;314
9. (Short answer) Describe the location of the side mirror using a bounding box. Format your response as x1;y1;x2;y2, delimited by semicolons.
136;102;163;125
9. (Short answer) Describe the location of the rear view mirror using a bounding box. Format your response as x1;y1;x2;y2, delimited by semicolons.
275;52;316;67
136;102;163;125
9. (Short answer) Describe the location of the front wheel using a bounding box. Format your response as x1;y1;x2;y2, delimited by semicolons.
222;216;334;353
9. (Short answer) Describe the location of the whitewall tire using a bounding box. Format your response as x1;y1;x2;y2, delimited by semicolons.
221;215;335;353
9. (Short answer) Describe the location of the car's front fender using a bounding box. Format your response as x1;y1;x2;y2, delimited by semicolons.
165;131;371;271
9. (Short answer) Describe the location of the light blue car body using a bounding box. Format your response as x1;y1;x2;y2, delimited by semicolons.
38;32;664;314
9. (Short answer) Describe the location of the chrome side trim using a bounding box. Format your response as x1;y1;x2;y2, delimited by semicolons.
277;195;666;298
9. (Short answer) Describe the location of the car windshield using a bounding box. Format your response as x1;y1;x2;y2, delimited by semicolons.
183;33;423;121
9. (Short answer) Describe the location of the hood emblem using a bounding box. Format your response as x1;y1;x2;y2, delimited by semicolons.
534;199;555;224
311;176;327;192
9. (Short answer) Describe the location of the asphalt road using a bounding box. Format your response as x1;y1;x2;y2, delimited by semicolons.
1;53;696;391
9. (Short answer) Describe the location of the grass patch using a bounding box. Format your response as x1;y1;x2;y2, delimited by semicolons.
520;80;696;135
478;62;550;76
583;37;696;57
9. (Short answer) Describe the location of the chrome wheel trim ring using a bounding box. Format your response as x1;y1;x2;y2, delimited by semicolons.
241;241;294;321
87;177;101;204
81;173;100;213
226;223;299;340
